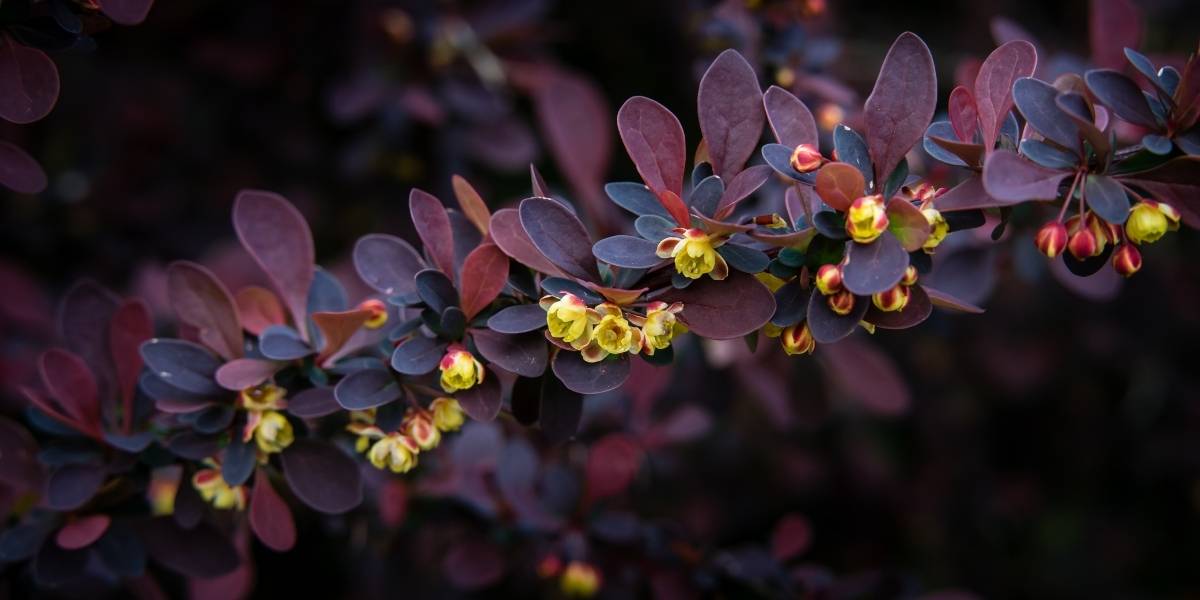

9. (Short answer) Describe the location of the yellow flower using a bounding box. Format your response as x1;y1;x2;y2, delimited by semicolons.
254;410;294;454
638;302;684;353
921;207;948;251
542;293;599;349
656;229;729;280
1126;201;1170;244
192;468;247;511
580;304;643;362
845;194;889;243
438;346;484;393
405;411;441;451
780;322;815;356
367;434;419;473
560;561;602;598
239;383;287;411
430;397;465;432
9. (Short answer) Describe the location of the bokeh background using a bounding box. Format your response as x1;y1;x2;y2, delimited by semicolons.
3;0;1200;597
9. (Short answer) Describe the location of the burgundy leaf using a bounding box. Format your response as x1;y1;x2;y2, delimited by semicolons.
770;514;812;562
1119;156;1200;228
947;86;978;143
250;469;296;552
489;208;564;276
533;70;613;212
167;261;243;361
841;235;909;295
932;175;999;212
585;433;643;501
472;329;547;378
864;32;937;186
451;175;491;235
697;49;765;180
716;164;772;219
974;40;1037;151
409;188;457;277
519;197;600;281
215;358;282;391
0;141;47;193
56;515;110;550
232;190;314;338
100;0;155;25
1090;0;1140;71
456;370;502;421
617;96;686;198
982;150;1067;202
280;440;363;514
662;271;774;339
865;284;932;329
109;299;152;433
819;337;910;416
551;351;631;394
334;368;400;410
311;309;370;364
39;349;102;436
459;244;510;320
0;35;60;124
763;85;818;148
353;234;426;296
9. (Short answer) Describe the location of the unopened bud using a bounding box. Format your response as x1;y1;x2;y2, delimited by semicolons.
1111;244;1142;277
872;284;910;312
827;289;855;316
1035;221;1068;258
814;264;843;295
359;298;389;329
780;322;816;356
1067;228;1098;260
845;195;889;244
789;144;822;173
900;265;918;286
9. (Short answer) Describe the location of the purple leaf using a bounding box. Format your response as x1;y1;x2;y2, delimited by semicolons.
982;150;1067;202
592;235;663;269
472;329;548;378
974;40;1037;151
55;515;110;550
109;299;152;433
45;464;105;510
551;351;630;394
58;280;119;402
39;349;102;437
947;86;978;143
1118;156;1200;228
140;518;239;578
100;0;155;25
286;386;340;418
0;35;59;124
0;141;47;193
232;190;315;338
334;368;400;410
1090;0;1141;71
1012;78;1079;152
220;436;256;486
932;175;998;212
841;234;909;296
617;96;686;198
250;469;296;552
865;284;932;329
763;86;818;148
215;358;282;391
281;440;363;514
820;337;911;416
409;189;457;278
459;244;509;320
139;338;224;396
456;370;502;421
697;49;765;180
489;208;565;276
806;290;868;344
519;197;600;281
390;336;445;375
235;286;286;336
353;234;425;295
716;164;772;219
167;261;243;361
923;286;986;314
258;325;313;361
662;271;775;339
450;175;491;235
1083;174;1130;224
486;304;547;334
864;32;937;186
1084;69;1158;128
442;541;505;591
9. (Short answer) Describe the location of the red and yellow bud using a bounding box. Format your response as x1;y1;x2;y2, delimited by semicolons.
560;561;602;598
543;293;599;349
827;289;855;316
430;397;465;432
921;207;949;251
254;410;294;454
815;264;843;296
845;194;889;244
1112;244;1142;277
358;298;389;329
900;265;919;287
1126;201;1171;244
872;284;910;312
438;345;484;393
789;143;822;173
367;433;420;473
909;182;944;203
658;229;728;280
405;411;441;451
1035;221;1068;258
1067;227;1098;260
780;322;816;356
192;468;247;511
240;383;287;412
1084;213;1111;256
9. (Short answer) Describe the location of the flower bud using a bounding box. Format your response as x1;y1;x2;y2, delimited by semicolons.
789;143;822;173
192;468;247;511
560;561;602;598
1157;201;1181;230
909;182;944;203
430;397;465;432
1085;213;1110;256
405;411;441;451
921;207;949;251
900;265;918;287
1126;201;1169;244
827;289;856;316
814;264;843;295
1034;221;1068;258
439;345;484;393
780;322;816;356
254;410;295;454
872;284;910;312
1067;227;1098;260
358;298;389;329
845;195;889;244
1111;244;1142;277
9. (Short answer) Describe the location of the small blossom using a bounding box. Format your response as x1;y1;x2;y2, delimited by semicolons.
192;468;247;511
543;293;599;349
1067;227;1098;260
430;397;465;432
581;304;643;362
254;410;294;454
560;561;602;598
1126;201;1171;244
638;301;684;354
367;434;420;473
789;143;822;172
358;298;389;329
827;289;855;316
439;345;484;393
405;411;441;451
780;322;816;356
900;265;918;287
240;383;287;412
845;195;889;244
815;264;843;296
1112;244;1142;277
657;229;729;280
921;207;949;251
872;284;910;312
1035;221;1068;258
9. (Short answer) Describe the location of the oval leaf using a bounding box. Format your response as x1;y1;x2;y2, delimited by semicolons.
214;358;281;391
258;325;313;361
334;368;401;410
1084;174;1130;224
975;40;1037;151
140;339;224;396
250;469;296;552
490;208;565;276
806;291;868;344
764;85;818;147
281;440;363;514
0;35;60;124
864;32;937;186
662;271;775;339
168;261;243;361
841;235;910;295
353;234;425;295
287;386;341;418
593;235;664;269
605;182;672;218
409;189;457;277
697;49;765;180
233;190;314;337
487;304;547;334
814;162;866;211
56;515;110;550
459;244;510;320
1012;78;1079;152
390;336;445;375
45;464;105;511
617;96;686;198
455;371;503;421
519;197;600;281
551;352;630;395
0;141;47;194
982;149;1067;202
472;329;548;378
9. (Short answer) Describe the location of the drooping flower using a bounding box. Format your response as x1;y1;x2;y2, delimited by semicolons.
1112;243;1142;277
1035;221;1068;258
633;301;685;354
781;322;816;356
438;345;484;393
405;411;441;451
542;293;600;349
656;229;729;280
253;410;295;454
430;397;465;432
192;468;247;511
1126;201;1172;244
367;433;420;474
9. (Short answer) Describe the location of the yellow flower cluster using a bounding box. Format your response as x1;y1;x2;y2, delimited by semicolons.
192;464;247;511
238;383;294;457
347;398;466;474
438;345;484;393
542;294;686;362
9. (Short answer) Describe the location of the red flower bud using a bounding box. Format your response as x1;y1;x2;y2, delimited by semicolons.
872;284;910;312
1034;221;1068;258
358;298;389;329
789;143;823;173
1067;228;1097;260
814;264;843;295
1111;244;1142;277
827;289;855;316
900;265;918;286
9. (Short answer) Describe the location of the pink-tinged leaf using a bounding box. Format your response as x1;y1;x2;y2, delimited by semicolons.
167;261;243;361
586;434;643;502
232;190;314;339
865;284;933;329
459;244;509;320
658;189;692;228
697;49;765;180
109;298;152;433
519;197;600;281
923;286;986;314
234;286;286;335
617;96;686;198
864;32;937;186
974;41;1037;151
39;349;102;436
770;514;812;562
814;162;865;212
819;337;910;416
215;358;282;391
312;309;371;364
533;70;613;207
1090;0;1140;71
100;0;155;25
982;150;1067;202
662;271;775;339
456;371;503;421
250;469;296;552
0;35;59;124
442;541;505;591
841;234;910;295
409;189;457;277
885;198;931;252
56;515;110;550
716;164;772;219
489;208;564;276
450;175;491;235
947;86;978;143
763;86;818;148
280;440;363;514
0;141;46;193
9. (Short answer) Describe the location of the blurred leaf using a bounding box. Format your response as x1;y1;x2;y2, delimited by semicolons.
865;32;937;186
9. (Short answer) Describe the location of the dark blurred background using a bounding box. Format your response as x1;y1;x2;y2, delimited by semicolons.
3;0;1200;598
